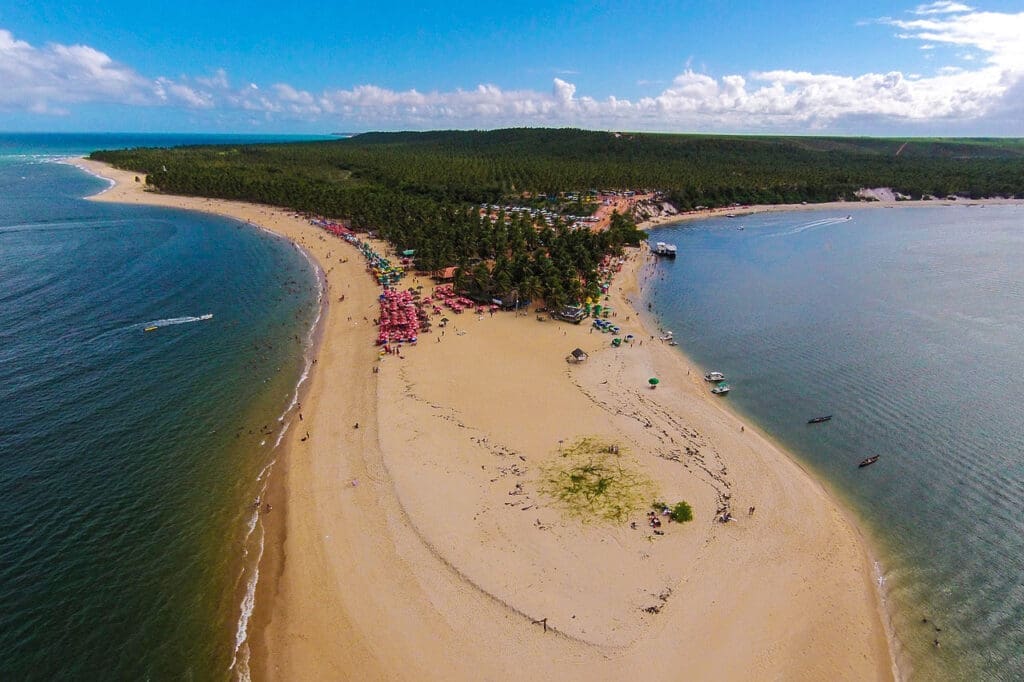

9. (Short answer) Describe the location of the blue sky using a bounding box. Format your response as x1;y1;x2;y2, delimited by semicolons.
1;1;1023;134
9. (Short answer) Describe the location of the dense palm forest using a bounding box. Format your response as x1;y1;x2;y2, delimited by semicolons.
91;128;1024;305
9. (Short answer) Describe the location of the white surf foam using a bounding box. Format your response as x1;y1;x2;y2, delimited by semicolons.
228;502;266;682
228;231;327;681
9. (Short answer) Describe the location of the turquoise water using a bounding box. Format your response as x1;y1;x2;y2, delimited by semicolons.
645;208;1024;681
0;135;322;679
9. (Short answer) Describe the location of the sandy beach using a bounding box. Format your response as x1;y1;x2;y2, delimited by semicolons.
75;158;895;681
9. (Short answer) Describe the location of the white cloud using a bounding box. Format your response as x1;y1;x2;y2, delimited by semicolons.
913;2;974;15
0;29;216;113
1;3;1023;134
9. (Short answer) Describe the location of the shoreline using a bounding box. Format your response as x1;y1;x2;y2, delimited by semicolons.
70;157;374;681
635;195;1024;230
629;249;904;680
72;158;895;680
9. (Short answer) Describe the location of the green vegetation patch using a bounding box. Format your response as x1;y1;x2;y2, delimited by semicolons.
539;438;656;523
669;501;693;522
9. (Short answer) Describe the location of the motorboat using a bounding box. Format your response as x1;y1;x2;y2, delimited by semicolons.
704;371;725;382
807;415;832;424
858;455;880;468
144;326;158;332
199;313;214;321
710;382;730;395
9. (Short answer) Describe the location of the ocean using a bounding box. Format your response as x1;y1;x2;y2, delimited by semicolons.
0;134;325;680
645;207;1024;681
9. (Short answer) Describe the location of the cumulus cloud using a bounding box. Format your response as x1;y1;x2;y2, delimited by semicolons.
1;3;1023;134
0;29;213;112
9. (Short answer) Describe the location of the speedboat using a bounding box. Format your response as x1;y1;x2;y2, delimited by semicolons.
807;415;832;424
858;455;880;468
199;313;214;321
144;326;158;332
711;382;730;395
704;371;725;382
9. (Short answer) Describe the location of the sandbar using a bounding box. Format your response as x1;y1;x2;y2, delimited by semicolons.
73;158;895;681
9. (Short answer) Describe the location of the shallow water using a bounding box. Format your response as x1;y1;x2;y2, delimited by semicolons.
0;135;321;679
645;206;1024;681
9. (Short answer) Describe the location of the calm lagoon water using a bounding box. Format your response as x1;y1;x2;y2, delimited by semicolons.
0;134;322;680
646;206;1024;681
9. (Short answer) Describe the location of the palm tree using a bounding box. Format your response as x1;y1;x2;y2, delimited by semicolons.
520;275;543;306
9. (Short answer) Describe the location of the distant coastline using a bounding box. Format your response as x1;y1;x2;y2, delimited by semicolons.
635;194;1024;231
72;156;895;681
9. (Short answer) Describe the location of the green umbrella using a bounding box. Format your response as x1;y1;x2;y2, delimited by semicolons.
648;377;660;386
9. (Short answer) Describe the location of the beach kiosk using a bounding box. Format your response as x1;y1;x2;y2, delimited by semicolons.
567;348;589;364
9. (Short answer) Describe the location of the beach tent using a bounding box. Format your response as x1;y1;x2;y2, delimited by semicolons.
567;348;589;363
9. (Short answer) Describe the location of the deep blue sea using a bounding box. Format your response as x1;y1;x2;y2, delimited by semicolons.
0;134;324;680
646;208;1024;681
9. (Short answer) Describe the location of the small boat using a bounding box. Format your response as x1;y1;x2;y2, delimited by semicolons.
144;326;158;332
858;455;880;468
711;382;730;395
704;371;725;382
807;415;832;424
659;331;674;341
199;313;214;321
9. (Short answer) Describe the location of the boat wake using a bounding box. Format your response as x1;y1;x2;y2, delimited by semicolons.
768;216;851;238
135;314;213;330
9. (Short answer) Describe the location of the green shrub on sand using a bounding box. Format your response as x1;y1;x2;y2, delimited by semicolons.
669;501;693;523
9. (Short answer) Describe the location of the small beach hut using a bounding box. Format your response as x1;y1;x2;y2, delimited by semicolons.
567;348;589;364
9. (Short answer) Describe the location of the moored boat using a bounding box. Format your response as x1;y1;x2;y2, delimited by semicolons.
808;415;832;424
858;455;880;468
653;241;677;258
704;371;725;382
711;382;730;395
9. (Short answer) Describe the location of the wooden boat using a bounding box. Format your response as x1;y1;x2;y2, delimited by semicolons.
858;455;880;468
807;415;832;424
